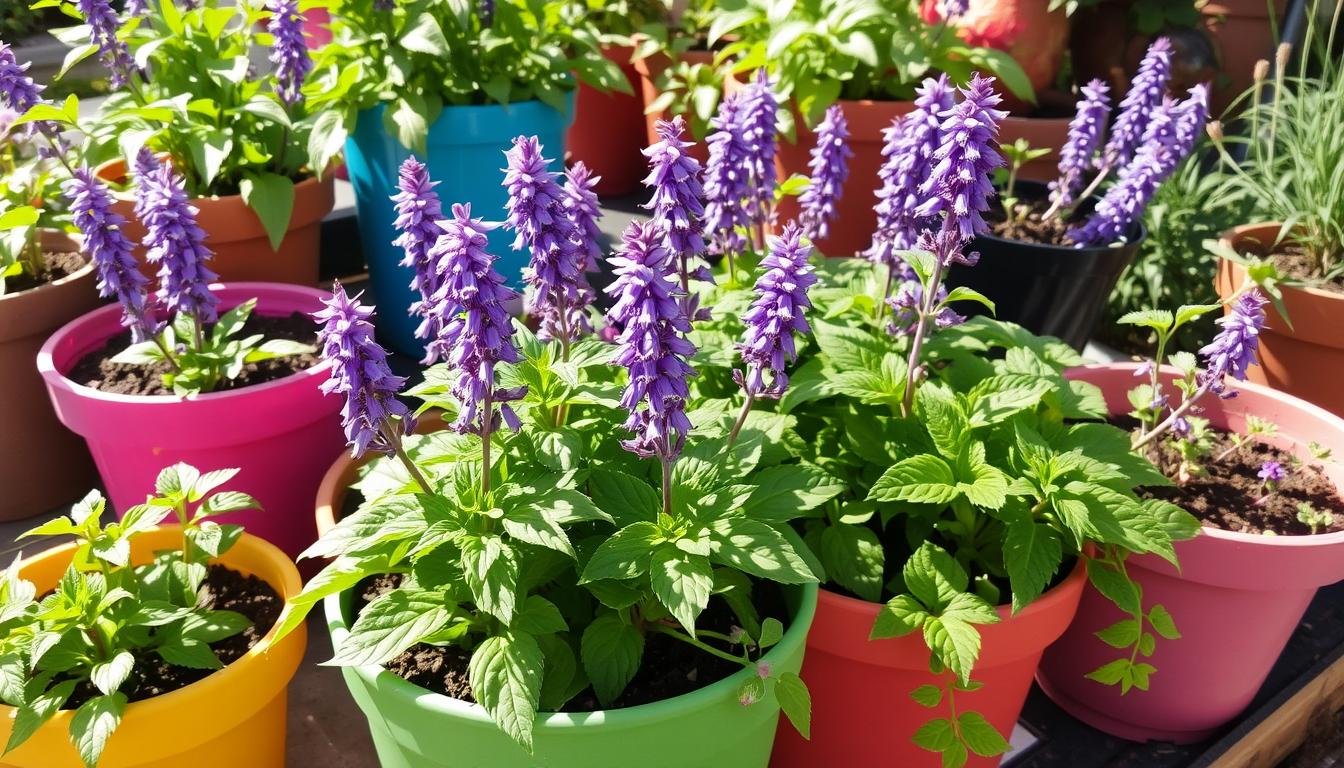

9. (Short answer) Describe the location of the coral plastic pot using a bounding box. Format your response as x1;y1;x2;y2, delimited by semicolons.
567;45;646;197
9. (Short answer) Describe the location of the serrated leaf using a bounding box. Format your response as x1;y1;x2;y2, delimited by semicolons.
1095;618;1140;649
502;505;575;558
587;470;660;527
707;518;817;583
329;590;452;666
868;454;960;505
910;683;943;708
1004;520;1062;613
580;522;658;582
957;711;1010;756
742;464;845;521
5;680;74;754
1117;309;1173;331
90;651;134;696
775;672;812;739
158;637;223;669
818;524;883;602
912;717;956;751
1086;559;1141;614
923;615;981;684
71;693;125;768
468;632;543;752
649;546;713;634
870;594;928;639
1086;658;1131;686
1147;604;1180;640
513;596;567;635
581;613;643;705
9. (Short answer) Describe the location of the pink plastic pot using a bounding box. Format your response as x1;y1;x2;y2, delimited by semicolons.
37;283;345;559
1036;363;1344;743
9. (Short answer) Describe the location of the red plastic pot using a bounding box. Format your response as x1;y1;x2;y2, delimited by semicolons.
567;45;646;196
37;283;346;559
772;560;1086;767
632;48;714;165
1037;363;1344;743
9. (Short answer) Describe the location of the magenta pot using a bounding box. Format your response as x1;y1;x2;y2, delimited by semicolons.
1036;363;1344;743
37;282;345;559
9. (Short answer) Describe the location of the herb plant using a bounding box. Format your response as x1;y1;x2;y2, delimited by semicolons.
0;464;259;768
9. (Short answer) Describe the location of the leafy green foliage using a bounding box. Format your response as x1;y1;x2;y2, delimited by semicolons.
0;465;258;767
0;107;81;294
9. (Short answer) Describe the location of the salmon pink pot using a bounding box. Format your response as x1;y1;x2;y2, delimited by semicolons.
36;283;345;559
567;45;645;196
772;560;1086;767
632;49;714;164
1037;363;1344;743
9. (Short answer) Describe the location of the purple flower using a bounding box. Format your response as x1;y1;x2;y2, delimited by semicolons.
563;161;603;271
1103;37;1173;170
867;75;955;266
0;43;43;113
313;283;413;458
604;220;697;461
1049;79;1111;210
426;203;526;435
798;104;852;242
736;223;816;399
77;0;134;89
64;168;155;342
1258;460;1286;484
886;278;964;337
642;116;711;312
939;0;970;18
390;157;447;357
915;74;1007;244
374;0;395;10
268;0;312;108
131;147;160;221
137;155;219;323
504;135;592;343
1199;289;1266;398
702;92;752;258
739;70;778;225
479;0;494;26
125;0;148;16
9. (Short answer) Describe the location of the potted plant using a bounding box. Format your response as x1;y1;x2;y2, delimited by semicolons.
42;0;335;286
0;45;100;519
1207;5;1344;416
631;0;720;155
272;120;831;766
37;158;343;558
939;37;1207;350
1037;283;1344;742
0;464;307;767
922;0;1070;108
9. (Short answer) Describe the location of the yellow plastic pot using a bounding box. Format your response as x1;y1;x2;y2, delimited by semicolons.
0;526;306;768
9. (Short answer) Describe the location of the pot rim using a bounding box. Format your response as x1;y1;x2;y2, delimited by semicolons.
0;236;92;307
94;156;324;204
36;281;334;405
1220;221;1344;302
975;179;1148;254
1070;361;1344;549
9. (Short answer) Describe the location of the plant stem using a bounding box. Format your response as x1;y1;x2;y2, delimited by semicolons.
1131;380;1212;451
660;453;673;517
876;262;894;323
648;622;749;666
901;253;948;417
480;388;494;500
727;392;756;446
385;421;433;495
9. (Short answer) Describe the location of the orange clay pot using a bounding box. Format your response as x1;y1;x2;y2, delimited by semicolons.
772;559;1086;768
632;48;714;165
567;45;647;196
0;526;306;768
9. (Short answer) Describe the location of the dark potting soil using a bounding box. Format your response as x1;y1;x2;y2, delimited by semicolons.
5;250;85;294
355;574;788;712
65;311;320;395
987;196;1075;246
1137;423;1344;536
65;563;282;709
1238;236;1344;295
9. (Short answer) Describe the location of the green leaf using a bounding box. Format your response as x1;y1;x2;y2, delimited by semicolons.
910;684;943;708
1003;520;1062;613
649;546;713;634
867;454;960;505
870;594;928;639
460;535;519;624
742;464;845;521
90;651;135;696
587;470;659;527
189;130;233;188
70;693;125;768
758;617;784;649
903;543;969;611
308;108;348;176
330;590;452;667
924;614;983;683
238;172;295;251
5;680;74;754
1086;658;1132;686
708;518;817;583
912;717;956;752
401;12;450;55
158;637;222;669
1086;559;1141;614
502;504;575;558
958;711;1010;757
387;95;430;154
580;613;644;706
513;596;567;635
1117;309;1174;332
818;524;884;602
775;672;812;739
1147;604;1181;640
468;632;543;752
299;495;423;560
580;522;659;582
942;286;996;315
1095;618;1141;649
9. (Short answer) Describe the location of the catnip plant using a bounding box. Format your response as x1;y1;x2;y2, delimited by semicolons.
64;153;313;395
0;464;259;768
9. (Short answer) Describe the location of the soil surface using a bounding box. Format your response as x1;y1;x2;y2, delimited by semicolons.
66;311;320;395
66;563;282;709
356;574;788;712
1236;234;1344;295
5;251;85;294
988;196;1076;246
1138;424;1344;536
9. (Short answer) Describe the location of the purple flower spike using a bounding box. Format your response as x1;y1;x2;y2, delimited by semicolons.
736;222;816;399
0;43;44;113
799;104;852;242
1258;460;1286;484
77;0;134;89
1050;79;1111;210
504;135;592;343
642;116;711;314
427;203;526;434
702;92;752;258
867;75;955;266
740;70;779;225
916;74;1007;244
138;156;219;323
64;168;155;342
564;161;603;271
390;157;447;357
314;284;414;458
886;278;963;337
1104;37;1173;169
268;0;312;108
1199;289;1266;398
125;0;148;16
604;220;697;461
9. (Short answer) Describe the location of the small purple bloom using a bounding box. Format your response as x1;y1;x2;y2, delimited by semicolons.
915;74;1007;244
938;0;970;18
77;0;134;89
739;70;778;226
702;92;752;258
604;220;697;461
1103;37;1173;169
478;0;494;26
427;203;526;435
64;168;155;342
1199;289;1267;398
390;157;447;358
137;155;219;323
131;147;160;221
313;283;414;458
125;0;149;16
886;278;964;337
798;104;852;242
268;0;312;108
0;43;44;113
1050;79;1111;210
642;116;711;311
563;161;603;271
736;223;816;399
1258;460;1286;484
867;75;954;266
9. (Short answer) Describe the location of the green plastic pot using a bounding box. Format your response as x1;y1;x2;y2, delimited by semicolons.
323;584;817;767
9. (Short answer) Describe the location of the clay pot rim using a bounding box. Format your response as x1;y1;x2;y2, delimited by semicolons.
36;281;334;405
0;234;92;307
977;179;1148;254
93;156;324;204
1070;361;1344;549
1220;221;1344;302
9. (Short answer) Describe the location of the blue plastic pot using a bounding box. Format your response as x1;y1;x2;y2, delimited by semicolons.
345;97;574;356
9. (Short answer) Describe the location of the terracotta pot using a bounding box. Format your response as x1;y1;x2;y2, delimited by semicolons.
0;525;307;767
1214;223;1344;417
632;48;714;164
567;45;646;197
1202;0;1286;115
1037;363;1344;743
96;159;335;287
772;560;1087;767
0;231;101;520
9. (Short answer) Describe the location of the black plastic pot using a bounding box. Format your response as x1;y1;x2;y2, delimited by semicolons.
944;180;1145;351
